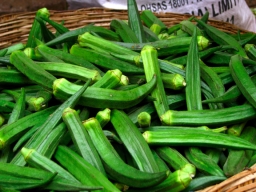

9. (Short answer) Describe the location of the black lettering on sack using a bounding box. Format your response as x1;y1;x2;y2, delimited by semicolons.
226;15;235;24
219;1;222;14
168;0;189;9
146;3;152;10
141;4;146;10
212;3;219;17
221;0;230;12
230;0;233;8
152;3;157;12
198;8;204;16
234;0;237;6
162;1;167;10
157;2;163;11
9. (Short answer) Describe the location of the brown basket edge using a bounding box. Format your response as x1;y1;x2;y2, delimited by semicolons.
0;7;248;49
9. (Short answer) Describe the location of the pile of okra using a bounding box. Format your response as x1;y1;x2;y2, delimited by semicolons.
1;0;256;191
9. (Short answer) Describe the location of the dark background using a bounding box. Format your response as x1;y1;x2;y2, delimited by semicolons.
0;0;255;15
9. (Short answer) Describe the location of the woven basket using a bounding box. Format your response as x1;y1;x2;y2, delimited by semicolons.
0;7;248;49
0;7;255;192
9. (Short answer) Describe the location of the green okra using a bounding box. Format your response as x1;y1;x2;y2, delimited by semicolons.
143;24;159;42
127;170;192;192
84;117;169;188
55;145;119;192
205;148;222;165
245;43;256;61
70;45;144;75
53;76;156;109
35;16;56;44
10;79;92;166
96;108;111;128
140;125;227;133
128;93;186;125
0;100;15;113
0;49;8;57
10;50;57;90
185;147;225;177
223;126;256;177
110;109;159;173
40;15;69;35
26;7;50;48
118;74;129;86
185;27;202;111
0;162;56;190
180;20;203;36
36;47;65;62
150;23;162;35
36;121;67;159
110;19;139;43
161;73;186;90
127;0;146;43
21;148;103;191
62;107;106;175
151;149;170;172
141;45;169;117
114;36;209;57
142;128;256;150
110;52;185;75
0;43;25;56
210;66;230;74
140;10;167;32
78;32;137;56
103;130;123;144
160;104;256;127
91;69;121;89
0;88;26;163
13;124;41;152
36;61;101;83
238;33;256;46
0;68;33;85
36;44;103;74
137;111;151;128
227;122;247;137
182;175;226;192
200;60;225;109
155;146;196;178
21;147;79;182
0;105;58;150
195;18;247;58
229;54;256;108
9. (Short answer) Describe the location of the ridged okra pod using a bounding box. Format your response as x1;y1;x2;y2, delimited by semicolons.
62;107;106;175
84;117;169;188
142;128;256;150
53;76;156;109
141;45;169;117
21;148;102;191
110;109;159;173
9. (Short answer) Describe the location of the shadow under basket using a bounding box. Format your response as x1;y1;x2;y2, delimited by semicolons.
0;7;255;192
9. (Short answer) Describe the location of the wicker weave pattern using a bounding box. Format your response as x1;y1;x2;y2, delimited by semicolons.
0;7;246;49
197;164;256;192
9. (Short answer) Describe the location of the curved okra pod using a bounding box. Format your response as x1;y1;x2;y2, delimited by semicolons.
83;117;169;188
10;50;57;90
110;109;159;173
11;79;92;166
62;107;106;175
53;75;156;109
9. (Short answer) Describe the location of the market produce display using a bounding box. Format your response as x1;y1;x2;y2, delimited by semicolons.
0;0;256;191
